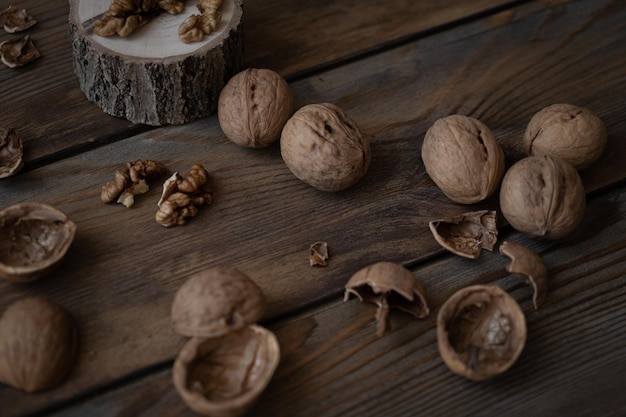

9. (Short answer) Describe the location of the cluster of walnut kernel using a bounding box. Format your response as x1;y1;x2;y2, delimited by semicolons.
0;5;40;68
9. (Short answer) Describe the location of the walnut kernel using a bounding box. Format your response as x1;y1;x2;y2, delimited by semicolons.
0;35;40;68
0;5;37;33
429;210;498;259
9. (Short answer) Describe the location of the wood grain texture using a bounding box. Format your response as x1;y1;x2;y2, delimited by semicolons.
0;0;624;415
0;0;512;164
45;184;626;417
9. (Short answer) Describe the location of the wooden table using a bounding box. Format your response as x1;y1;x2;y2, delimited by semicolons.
1;0;625;415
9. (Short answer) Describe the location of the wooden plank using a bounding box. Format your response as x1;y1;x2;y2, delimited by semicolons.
1;0;625;414
0;0;513;164
44;183;626;417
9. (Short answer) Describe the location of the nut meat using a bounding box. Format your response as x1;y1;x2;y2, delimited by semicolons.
281;103;371;192
0;35;40;68
0;5;37;33
429;210;498;259
344;262;429;336
0;202;77;282
101;160;168;208
0;297;78;393
94;0;185;37
437;285;526;381
156;164;213;227
0;127;23;179
421;115;505;204
178;0;223;43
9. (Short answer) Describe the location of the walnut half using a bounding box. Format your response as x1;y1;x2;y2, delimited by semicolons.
0;35;40;68
156;164;213;227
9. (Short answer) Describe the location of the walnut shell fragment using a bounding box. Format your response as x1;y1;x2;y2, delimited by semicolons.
0;127;23;179
429;210;498;259
499;241;547;310
0;297;78;393
437;285;526;381
173;325;280;417
0;5;37;33
309;241;329;266
0;203;76;283
0;35;40;68
172;267;266;338
344;262;429;336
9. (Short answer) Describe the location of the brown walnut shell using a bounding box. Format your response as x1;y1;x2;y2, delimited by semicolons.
0;297;78;393
344;261;429;336
499;155;585;239
421;115;505;204
437;285;526;381
500;241;548;310
524;103;607;170
0;127;23;178
280;103;371;192
429;210;498;259
218;68;293;148
171;267;266;338
173;325;280;417
0;202;77;282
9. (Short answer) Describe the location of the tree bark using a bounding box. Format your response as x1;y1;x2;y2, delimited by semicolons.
68;0;243;126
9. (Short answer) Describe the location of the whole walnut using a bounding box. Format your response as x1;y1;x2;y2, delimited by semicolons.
218;68;293;148
421;115;505;204
500;155;585;239
524;103;607;170
0;297;78;393
280;103;371;192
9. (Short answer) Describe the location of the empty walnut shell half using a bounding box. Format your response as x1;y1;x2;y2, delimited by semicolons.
173;325;280;417
437;285;526;381
172;267;266;338
0;202;77;282
429;210;498;259
500;241;548;310
344;261;429;336
0;297;78;393
0;127;23;179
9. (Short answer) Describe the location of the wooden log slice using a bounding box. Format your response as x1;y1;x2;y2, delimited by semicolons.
68;0;243;126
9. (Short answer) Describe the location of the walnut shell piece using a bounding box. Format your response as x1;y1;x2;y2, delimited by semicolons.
500;155;585;239
499;241;547;310
0;127;23;179
437;285;526;381
173;325;280;417
0;202;77;283
172;267;266;338
421;115;505;204
0;35;40;68
344;262;429;336
429;210;498;259
0;297;78;393
524;103;607;170
218;68;293;148
309;241;329;266
280;103;371;192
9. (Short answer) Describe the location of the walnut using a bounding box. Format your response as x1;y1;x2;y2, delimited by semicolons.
101;160;167;208
309;241;329;266
344;262;429;336
0;35;40;68
155;164;213;227
171;267;279;416
218;68;293;148
524;103;607;170
94;0;186;37
0;297;78;393
429;210;498;259
500;155;585;239
0;203;77;283
421;115;505;204
178;0;223;43
0;127;23;179
281;103;371;192
500;241;548;310
437;285;526;381
0;5;37;33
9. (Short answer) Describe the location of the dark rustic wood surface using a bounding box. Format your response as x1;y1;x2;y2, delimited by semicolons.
0;0;625;416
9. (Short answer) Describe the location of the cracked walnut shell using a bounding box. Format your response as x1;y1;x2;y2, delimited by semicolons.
0;127;23;179
218;68;293;148
500;241;547;310
171;267;266;338
0;202;76;283
429;210;498;259
421;115;505;204
437;285;526;381
344;261;429;336
0;297;78;393
500;155;585;239
281;103;371;192
173;325;280;417
524;104;607;170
